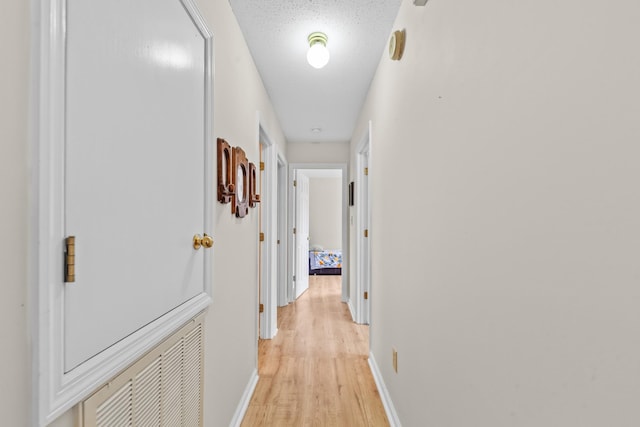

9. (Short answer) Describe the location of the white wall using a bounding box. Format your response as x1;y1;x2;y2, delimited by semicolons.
287;141;349;163
0;0;29;425
5;0;286;425
196;0;287;425
352;0;640;425
308;177;342;249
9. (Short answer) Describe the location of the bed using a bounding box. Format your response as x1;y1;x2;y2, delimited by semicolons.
309;249;342;276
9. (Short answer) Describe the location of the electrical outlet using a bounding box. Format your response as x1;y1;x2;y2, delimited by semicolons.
392;348;398;373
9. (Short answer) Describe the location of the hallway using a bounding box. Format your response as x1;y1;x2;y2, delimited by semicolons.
241;276;388;426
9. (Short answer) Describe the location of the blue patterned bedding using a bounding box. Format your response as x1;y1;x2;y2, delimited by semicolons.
309;249;342;270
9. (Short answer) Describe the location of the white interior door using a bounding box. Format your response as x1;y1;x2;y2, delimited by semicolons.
63;0;210;371
295;173;310;298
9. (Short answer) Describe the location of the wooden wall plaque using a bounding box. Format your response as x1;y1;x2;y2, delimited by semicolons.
217;138;234;203
231;146;249;218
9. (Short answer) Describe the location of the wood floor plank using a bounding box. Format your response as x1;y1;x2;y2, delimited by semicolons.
241;276;389;427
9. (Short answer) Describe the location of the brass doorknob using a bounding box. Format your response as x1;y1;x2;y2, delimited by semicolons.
202;233;214;248
193;233;214;249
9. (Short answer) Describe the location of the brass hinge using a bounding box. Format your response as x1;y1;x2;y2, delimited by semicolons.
260;232;265;242
259;303;264;313
293;180;297;187
364;229;369;238
293;227;296;234
260;161;265;171
364;291;369;300
364;167;369;176
65;236;76;283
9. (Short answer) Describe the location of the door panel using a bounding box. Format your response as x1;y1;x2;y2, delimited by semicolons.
64;0;207;371
295;173;310;298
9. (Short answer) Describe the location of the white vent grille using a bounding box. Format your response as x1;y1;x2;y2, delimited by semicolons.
83;315;204;427
96;381;133;426
132;359;161;426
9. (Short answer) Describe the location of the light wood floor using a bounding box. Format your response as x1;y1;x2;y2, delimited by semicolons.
241;275;389;427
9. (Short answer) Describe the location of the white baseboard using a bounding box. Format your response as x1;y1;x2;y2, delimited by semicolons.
228;368;259;427
347;300;356;322
368;353;402;427
296;285;309;299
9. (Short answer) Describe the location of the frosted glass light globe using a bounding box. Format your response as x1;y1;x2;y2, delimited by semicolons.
307;32;329;68
307;42;330;69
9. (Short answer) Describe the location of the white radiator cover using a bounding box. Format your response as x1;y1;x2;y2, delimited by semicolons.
82;314;205;427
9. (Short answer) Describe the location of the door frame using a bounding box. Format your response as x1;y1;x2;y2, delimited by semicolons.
355;122;372;325
276;153;288;307
258;123;279;339
30;1;213;424
288;163;349;303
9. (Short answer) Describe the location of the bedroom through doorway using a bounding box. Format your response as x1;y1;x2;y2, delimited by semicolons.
287;163;349;307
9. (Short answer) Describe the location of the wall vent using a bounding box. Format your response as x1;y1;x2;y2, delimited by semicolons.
82;314;205;426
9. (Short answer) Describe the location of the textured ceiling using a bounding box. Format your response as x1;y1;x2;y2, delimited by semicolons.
229;0;402;144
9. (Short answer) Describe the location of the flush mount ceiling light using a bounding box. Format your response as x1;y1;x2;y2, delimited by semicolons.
307;32;330;69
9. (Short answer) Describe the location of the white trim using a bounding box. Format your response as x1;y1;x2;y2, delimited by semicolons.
32;1;214;424
296;285;308;299
258;122;278;340
228;368;259;427
368;353;402;427
82;313;207;426
347;300;356;322
288;163;349;303
44;296;211;425
355;123;372;325
276;153;289;307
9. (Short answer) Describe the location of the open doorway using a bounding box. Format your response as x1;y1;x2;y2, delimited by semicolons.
287;163;349;307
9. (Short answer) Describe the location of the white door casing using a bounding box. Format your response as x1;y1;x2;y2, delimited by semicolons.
355;124;372;325
259;125;278;340
33;0;213;423
362;151;371;324
277;154;288;307
287;169;296;304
